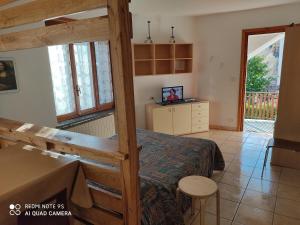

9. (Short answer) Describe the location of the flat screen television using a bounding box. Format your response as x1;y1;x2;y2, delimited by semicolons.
162;86;183;103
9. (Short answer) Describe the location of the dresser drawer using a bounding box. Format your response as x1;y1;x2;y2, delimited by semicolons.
192;103;209;112
192;117;209;125
192;123;209;133
192;110;208;118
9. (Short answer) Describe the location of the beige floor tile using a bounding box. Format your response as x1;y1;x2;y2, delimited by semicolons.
252;168;281;182
275;198;300;219
209;137;227;147
233;156;258;167
277;183;300;202
273;214;300;225
205;197;239;220
190;212;231;225
218;183;245;202
226;135;247;143
211;171;225;182
222;153;235;163
279;168;300;187
235;149;261;160
220;142;244;154
234;204;273;225
255;163;283;172
241;190;276;212
224;162;232;171
227;162;254;177
247;178;278;195
220;172;250;188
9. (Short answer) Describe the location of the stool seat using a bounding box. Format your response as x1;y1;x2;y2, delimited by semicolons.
177;176;220;225
178;176;218;197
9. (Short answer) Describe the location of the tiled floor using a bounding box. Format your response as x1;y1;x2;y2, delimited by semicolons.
184;130;300;225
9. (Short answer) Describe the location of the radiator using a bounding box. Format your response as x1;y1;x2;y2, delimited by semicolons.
67;114;116;138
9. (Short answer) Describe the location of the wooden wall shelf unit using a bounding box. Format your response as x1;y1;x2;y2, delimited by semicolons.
133;43;193;76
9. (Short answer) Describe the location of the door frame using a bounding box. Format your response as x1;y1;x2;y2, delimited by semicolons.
237;24;299;131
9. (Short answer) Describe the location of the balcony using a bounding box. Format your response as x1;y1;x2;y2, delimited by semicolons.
244;92;279;134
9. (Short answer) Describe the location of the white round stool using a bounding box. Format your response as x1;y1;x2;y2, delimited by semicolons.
177;176;220;225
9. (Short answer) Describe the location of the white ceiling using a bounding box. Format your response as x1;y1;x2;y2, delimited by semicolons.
130;0;300;16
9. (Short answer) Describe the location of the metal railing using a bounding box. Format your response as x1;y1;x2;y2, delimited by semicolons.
245;92;279;120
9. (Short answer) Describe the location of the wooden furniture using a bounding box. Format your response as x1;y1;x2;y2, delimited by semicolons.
146;101;209;135
0;144;78;225
177;176;220;225
262;138;300;177
133;43;193;76
0;0;140;224
0;118;142;225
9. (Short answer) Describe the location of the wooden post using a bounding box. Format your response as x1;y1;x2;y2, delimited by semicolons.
107;0;140;225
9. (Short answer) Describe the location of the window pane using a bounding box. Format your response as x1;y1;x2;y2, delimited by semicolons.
95;41;114;104
48;45;75;116
73;43;95;111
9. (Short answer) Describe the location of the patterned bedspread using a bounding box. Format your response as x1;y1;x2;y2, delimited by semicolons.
113;129;225;225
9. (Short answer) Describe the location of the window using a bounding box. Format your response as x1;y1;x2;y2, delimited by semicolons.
48;41;114;122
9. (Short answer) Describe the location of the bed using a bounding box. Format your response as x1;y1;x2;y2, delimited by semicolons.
112;129;225;225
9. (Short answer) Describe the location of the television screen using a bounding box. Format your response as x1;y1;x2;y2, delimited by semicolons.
162;86;183;103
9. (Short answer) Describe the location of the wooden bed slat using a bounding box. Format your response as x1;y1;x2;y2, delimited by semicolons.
0;0;107;29
0;0;15;7
89;185;123;214
0;118;126;163
71;205;123;225
81;161;122;191
0;16;109;52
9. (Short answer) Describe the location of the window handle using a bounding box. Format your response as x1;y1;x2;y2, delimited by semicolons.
75;85;81;96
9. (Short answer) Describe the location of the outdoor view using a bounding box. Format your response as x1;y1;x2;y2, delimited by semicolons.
244;32;285;134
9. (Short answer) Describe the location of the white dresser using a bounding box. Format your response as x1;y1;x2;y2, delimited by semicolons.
146;101;209;135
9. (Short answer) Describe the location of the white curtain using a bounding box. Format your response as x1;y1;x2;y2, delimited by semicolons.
48;45;75;116
95;41;114;104
74;43;96;110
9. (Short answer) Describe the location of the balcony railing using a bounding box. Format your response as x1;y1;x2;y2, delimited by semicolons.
245;92;279;121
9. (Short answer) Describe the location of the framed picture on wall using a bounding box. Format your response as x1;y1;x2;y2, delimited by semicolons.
0;58;18;93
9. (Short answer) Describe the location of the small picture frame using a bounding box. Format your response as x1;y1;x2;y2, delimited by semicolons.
0;58;18;93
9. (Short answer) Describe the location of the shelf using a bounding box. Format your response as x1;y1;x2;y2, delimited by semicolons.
175;59;192;74
155;60;174;75
155;44;174;59
133;43;193;76
135;60;154;76
134;44;154;60
175;44;193;59
135;59;153;62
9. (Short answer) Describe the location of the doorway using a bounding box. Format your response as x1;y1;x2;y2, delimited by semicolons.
237;26;288;134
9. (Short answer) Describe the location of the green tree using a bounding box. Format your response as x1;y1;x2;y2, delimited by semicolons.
246;56;273;92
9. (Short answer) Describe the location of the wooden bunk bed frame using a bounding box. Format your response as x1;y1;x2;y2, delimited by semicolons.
0;0;140;225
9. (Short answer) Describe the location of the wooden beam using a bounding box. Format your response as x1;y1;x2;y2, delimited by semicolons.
0;118;126;163
0;16;109;52
107;0;140;224
81;161;122;191
0;0;107;29
89;185;123;214
0;0;15;7
71;205;123;225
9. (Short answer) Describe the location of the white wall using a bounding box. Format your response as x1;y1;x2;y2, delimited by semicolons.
132;15;199;128
0;48;57;127
195;3;300;129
